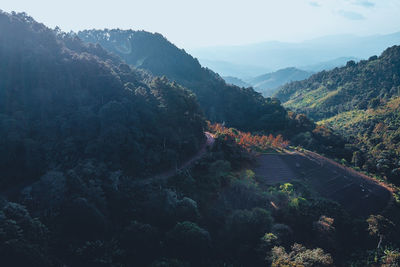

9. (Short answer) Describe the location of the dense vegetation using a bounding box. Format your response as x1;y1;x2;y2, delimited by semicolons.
1;10;400;267
320;97;400;184
77;29;357;163
77;29;289;132
275;46;400;120
0;11;205;188
275;46;400;184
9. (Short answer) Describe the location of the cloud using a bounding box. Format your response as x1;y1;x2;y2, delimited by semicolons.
309;1;321;7
353;0;375;8
338;10;366;20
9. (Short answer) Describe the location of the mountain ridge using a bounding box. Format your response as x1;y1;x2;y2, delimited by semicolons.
248;67;313;96
78;29;289;131
0;11;206;188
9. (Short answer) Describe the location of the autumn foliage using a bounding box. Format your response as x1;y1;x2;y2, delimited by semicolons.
209;123;289;152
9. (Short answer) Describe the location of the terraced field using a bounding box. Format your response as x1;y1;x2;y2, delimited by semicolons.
254;150;392;217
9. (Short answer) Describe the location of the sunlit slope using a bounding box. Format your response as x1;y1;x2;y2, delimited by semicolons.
275;46;400;121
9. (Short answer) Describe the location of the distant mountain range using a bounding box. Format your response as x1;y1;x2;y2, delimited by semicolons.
199;59;270;79
223;61;357;97
300;57;359;72
246;67;313;97
190;32;400;78
222;76;250;88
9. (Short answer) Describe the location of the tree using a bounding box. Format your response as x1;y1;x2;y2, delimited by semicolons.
119;221;160;265
313;216;336;250
0;201;51;267
165;221;211;260
352;151;363;167
381;248;400;267
367;215;395;249
270;243;334;267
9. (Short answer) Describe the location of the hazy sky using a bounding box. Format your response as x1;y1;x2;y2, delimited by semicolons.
2;0;400;49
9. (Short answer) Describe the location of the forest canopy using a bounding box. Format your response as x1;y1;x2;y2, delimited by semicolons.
0;11;206;188
78;29;289;131
275;46;400;184
1;10;399;267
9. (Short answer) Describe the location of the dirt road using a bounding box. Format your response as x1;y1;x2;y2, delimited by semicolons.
139;132;215;184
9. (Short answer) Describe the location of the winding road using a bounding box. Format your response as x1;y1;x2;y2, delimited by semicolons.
139;132;215;184
2;132;215;197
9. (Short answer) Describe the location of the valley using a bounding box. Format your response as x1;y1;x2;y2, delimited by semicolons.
0;7;400;267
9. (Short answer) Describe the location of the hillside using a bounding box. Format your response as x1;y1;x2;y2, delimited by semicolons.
77;29;361;164
254;150;391;217
0;11;206;189
0;11;214;266
0;11;365;267
223;76;251;88
248;67;313;96
2;10;400;267
275;45;400;184
319;97;400;184
276;45;400;120
78;29;287;131
206;124;400;266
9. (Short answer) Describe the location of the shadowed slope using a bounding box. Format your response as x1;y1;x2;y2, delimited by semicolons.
254;151;392;217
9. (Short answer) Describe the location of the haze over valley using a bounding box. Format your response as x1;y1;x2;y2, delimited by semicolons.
190;32;400;77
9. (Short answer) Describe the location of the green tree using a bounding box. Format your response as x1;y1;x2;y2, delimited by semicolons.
165;221;211;260
367;215;395;249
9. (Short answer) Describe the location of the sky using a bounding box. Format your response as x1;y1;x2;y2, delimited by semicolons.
2;0;400;49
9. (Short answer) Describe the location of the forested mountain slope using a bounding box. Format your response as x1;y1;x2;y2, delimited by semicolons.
0;11;206;189
275;46;400;184
275;46;400;120
0;12;343;266
1;11;400;267
78;29;288;131
223;76;251;88
320;97;400;183
78;29;359;163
